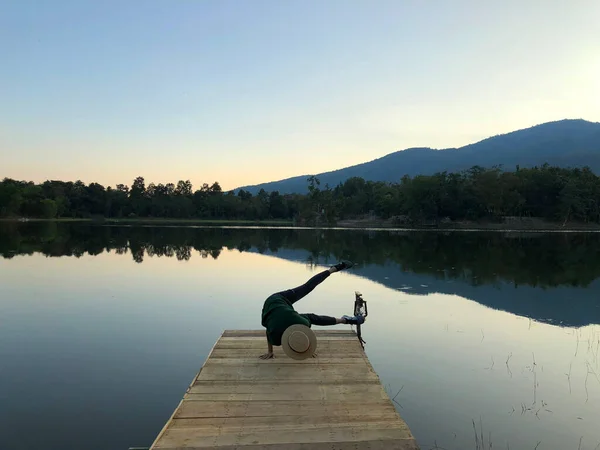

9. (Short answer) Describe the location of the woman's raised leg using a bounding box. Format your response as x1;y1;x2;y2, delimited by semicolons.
275;260;354;305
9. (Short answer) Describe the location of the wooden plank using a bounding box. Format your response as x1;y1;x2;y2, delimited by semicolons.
149;330;419;450
214;340;364;350
204;357;366;365
219;336;359;341
182;391;389;402
222;330;357;337
214;337;363;345
153;441;420;450
175;400;395;419
189;379;382;390
195;364;378;382
154;425;412;447
187;383;387;400
184;391;387;401
219;334;359;344
209;348;366;359
169;415;403;429
165;420;406;434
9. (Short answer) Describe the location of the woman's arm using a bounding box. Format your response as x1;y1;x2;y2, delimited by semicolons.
259;331;274;359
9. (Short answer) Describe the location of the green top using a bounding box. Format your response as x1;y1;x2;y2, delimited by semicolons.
261;294;310;346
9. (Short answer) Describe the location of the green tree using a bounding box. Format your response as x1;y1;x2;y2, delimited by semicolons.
40;199;58;218
175;180;193;196
0;179;23;217
268;191;287;218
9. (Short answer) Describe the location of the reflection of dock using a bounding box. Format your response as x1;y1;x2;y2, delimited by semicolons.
146;329;419;449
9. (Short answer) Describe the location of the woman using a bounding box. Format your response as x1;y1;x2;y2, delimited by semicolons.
260;260;365;359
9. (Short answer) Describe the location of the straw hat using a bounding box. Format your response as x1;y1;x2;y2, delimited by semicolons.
281;324;317;360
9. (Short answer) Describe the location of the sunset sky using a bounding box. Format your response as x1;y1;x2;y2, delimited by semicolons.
2;0;599;191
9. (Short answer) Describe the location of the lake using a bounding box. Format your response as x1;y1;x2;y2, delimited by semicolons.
1;222;600;450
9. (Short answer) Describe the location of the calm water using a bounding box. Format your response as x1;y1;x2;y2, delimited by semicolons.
1;223;600;450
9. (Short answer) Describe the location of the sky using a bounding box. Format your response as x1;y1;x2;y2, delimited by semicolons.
1;0;599;191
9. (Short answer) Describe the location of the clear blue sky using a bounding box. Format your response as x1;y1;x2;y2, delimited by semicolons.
2;0;599;190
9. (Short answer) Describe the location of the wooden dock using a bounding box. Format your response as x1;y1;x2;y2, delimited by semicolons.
148;329;419;450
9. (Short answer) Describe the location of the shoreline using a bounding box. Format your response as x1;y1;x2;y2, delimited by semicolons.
2;217;600;232
0;217;294;226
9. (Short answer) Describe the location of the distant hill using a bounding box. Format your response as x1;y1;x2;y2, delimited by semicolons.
236;119;600;194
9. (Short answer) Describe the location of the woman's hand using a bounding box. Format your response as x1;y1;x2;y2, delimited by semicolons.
260;332;274;359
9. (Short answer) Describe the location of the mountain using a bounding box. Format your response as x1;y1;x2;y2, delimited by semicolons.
236;119;600;194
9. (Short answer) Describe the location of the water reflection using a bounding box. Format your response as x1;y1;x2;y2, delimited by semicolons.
2;222;600;327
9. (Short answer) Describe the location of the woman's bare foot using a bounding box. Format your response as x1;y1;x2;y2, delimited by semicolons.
329;260;354;273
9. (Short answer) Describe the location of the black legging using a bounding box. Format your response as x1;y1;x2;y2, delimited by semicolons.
274;270;337;326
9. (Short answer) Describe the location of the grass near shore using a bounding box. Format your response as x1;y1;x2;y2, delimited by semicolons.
337;217;600;231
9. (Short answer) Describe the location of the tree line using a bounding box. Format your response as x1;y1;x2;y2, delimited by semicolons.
1;164;599;224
